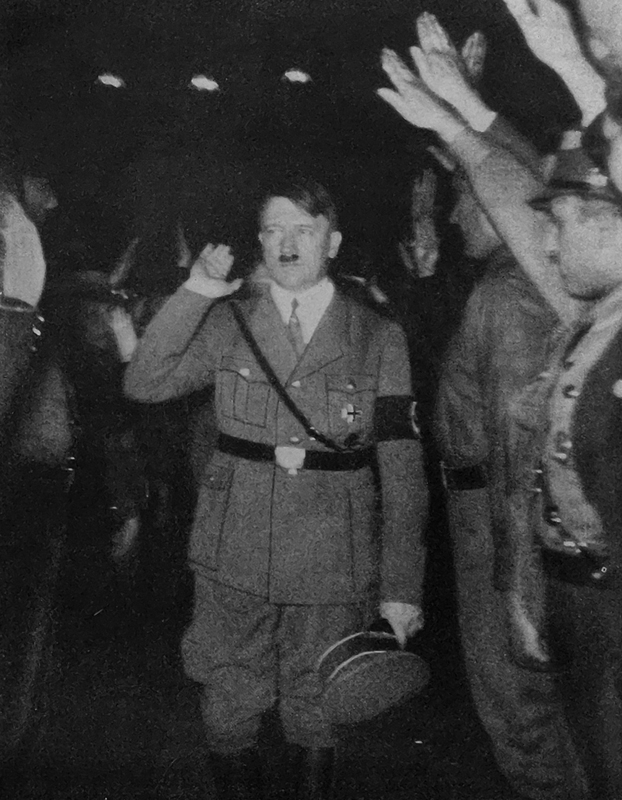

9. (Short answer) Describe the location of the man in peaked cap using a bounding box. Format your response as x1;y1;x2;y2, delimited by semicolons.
504;142;622;800
377;20;622;795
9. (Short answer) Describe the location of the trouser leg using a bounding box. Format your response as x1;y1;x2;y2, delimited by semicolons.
277;602;361;749
547;578;622;800
277;602;362;800
447;489;588;800
182;575;278;754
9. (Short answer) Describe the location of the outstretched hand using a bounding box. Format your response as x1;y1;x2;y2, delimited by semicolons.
377;48;458;132
399;168;440;279
502;0;583;71
412;167;438;219
192;243;235;281
461;31;487;84
412;13;483;115
186;242;242;298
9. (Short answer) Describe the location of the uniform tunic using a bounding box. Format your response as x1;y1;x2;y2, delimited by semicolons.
436;250;586;800
124;279;427;750
509;284;622;799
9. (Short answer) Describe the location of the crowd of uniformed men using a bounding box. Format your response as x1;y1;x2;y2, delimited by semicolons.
2;0;622;798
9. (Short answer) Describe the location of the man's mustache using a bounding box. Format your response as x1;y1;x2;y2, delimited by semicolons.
279;254;299;263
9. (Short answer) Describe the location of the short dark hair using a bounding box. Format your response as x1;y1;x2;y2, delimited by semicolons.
258;176;339;230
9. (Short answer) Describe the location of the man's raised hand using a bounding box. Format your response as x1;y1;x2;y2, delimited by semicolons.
192;243;235;281
461;31;487;84
185;242;242;298
502;0;583;71
412;13;486;118
377;48;460;133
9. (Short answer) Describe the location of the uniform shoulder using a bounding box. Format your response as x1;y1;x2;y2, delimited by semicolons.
334;280;395;323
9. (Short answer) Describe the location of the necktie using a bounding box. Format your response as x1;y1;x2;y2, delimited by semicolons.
288;298;306;357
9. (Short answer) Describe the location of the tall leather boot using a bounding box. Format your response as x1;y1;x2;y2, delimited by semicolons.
210;748;264;800
296;747;335;800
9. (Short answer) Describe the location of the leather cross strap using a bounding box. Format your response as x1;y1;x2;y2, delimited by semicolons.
230;301;347;453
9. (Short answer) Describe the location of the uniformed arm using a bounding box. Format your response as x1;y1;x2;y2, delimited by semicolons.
123;243;241;403
502;0;606;128
0;190;46;431
378;45;581;325
375;322;428;643
0;307;43;432
434;284;489;468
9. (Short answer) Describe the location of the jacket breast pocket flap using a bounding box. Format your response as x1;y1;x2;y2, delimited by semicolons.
219;355;270;428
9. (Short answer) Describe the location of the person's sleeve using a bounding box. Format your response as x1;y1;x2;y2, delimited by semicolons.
375;320;428;606
0;307;42;431
123;287;220;403
434;287;488;468
447;124;580;323
485;115;542;174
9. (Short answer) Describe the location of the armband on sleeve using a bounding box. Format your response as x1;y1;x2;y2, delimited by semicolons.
373;395;420;441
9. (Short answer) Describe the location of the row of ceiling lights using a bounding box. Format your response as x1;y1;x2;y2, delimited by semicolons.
97;69;312;90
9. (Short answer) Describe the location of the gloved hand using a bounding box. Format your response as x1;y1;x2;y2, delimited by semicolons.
379;601;424;648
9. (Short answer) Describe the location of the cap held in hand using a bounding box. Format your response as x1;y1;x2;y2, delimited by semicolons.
317;624;430;725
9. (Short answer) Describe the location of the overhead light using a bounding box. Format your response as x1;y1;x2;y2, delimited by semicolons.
190;75;220;92
282;69;311;84
97;73;126;88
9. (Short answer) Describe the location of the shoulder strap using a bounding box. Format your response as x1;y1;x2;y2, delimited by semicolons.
230;301;344;452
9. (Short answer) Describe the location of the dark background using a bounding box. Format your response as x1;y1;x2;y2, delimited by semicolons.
0;0;582;282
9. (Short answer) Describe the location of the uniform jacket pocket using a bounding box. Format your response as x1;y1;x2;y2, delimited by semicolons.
218;355;271;429
190;461;234;569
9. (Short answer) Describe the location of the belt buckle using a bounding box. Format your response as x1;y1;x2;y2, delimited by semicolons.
275;446;306;475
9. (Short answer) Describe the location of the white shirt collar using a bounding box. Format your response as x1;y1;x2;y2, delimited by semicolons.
269;277;335;343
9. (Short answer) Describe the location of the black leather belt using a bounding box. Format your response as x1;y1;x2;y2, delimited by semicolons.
218;433;374;471
441;462;488;491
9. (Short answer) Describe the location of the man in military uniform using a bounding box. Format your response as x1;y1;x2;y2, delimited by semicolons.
505;146;622;800
124;178;428;800
436;174;587;800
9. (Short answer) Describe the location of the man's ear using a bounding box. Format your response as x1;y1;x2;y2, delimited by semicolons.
329;230;342;258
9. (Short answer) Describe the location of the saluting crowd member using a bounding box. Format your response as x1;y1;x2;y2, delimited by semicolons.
378;1;622;795
436;174;587;800
124;177;428;800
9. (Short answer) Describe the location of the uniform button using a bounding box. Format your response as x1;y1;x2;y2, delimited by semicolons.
346;382;355;391
291;380;301;388
289;436;301;444
239;368;250;377
546;508;562;525
562;385;579;398
552;432;572;464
